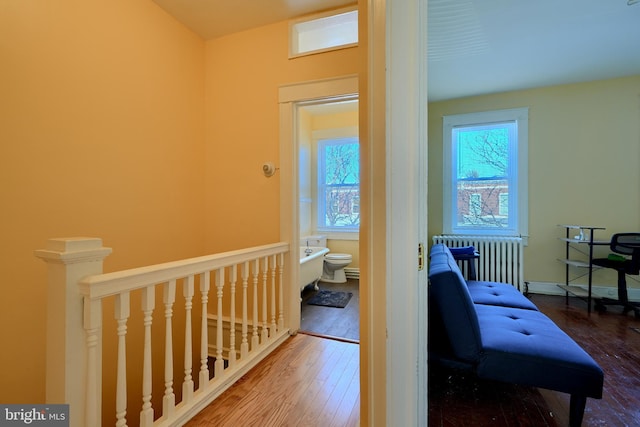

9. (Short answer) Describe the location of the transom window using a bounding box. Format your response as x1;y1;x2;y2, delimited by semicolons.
289;7;358;58
443;108;528;239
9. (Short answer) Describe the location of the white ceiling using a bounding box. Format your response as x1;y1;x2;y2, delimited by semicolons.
429;0;640;101
153;0;640;101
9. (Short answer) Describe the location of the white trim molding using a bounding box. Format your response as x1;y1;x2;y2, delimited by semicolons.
278;75;359;333
526;281;640;301
385;0;428;425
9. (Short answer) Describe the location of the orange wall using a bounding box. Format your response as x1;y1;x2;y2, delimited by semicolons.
1;0;363;409
204;21;361;253
0;0;206;403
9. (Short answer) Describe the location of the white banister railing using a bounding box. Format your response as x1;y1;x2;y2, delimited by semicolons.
37;238;290;427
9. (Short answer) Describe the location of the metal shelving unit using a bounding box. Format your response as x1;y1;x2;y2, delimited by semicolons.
557;225;608;312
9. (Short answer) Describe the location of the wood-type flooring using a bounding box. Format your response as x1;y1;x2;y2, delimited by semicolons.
430;294;640;426
300;279;360;342
185;333;359;427
187;293;639;427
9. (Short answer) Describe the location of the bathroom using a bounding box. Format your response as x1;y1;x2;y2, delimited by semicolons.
297;98;360;341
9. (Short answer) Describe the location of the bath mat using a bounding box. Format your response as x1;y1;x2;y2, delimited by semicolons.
307;290;353;308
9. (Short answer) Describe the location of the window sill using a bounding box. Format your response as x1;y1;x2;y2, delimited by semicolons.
315;230;359;241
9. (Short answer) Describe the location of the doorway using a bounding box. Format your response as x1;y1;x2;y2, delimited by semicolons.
277;75;359;337
296;98;360;342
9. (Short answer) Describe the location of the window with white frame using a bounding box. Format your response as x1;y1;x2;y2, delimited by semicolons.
317;137;360;232
443;108;528;238
289;7;358;58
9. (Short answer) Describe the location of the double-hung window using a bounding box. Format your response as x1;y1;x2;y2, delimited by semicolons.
443;108;528;239
317;137;360;232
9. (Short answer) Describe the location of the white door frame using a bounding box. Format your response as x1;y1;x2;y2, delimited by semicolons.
278;0;428;421
383;0;429;424
278;75;359;332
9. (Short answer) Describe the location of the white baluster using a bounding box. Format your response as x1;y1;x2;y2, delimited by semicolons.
115;292;130;427
240;262;249;359
140;286;155;427
228;265;238;367
251;259;260;350
261;257;269;343
277;253;285;331
182;276;195;403
214;268;225;377
162;281;176;419
84;298;102;427
199;273;210;388
269;255;277;336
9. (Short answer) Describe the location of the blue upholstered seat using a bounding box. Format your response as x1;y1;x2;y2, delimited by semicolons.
475;304;603;398
428;243;604;427
467;280;539;310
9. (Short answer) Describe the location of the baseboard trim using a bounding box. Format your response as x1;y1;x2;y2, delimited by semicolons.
526;281;640;301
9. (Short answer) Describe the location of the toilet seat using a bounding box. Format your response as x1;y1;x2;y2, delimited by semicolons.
325;253;352;262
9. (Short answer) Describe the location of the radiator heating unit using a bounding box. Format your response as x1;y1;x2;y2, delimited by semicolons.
432;235;524;291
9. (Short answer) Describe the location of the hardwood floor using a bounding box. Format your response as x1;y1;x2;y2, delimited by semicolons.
185;333;360;427
188;292;639;427
429;294;640;426
300;279;360;342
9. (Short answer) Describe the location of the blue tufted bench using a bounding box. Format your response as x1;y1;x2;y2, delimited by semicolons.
429;244;603;427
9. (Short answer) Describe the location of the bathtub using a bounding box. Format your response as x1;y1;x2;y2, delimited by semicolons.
299;246;330;291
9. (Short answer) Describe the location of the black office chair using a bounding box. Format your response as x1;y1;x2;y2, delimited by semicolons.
592;233;640;318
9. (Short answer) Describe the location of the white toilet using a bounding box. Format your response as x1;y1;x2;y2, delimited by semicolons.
322;253;352;283
303;235;352;284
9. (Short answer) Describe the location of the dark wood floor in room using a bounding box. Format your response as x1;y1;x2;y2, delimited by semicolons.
429;294;640;427
300;279;359;342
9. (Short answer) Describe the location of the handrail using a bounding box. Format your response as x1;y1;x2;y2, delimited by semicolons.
80;242;289;299
37;238;292;427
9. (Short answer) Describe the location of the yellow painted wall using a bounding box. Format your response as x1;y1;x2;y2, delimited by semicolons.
312;109;360;129
1;0;369;420
203;11;369;419
0;0;206;406
328;239;360;268
203;21;360;253
428;75;640;289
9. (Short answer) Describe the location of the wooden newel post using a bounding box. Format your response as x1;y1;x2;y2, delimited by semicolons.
35;238;112;427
